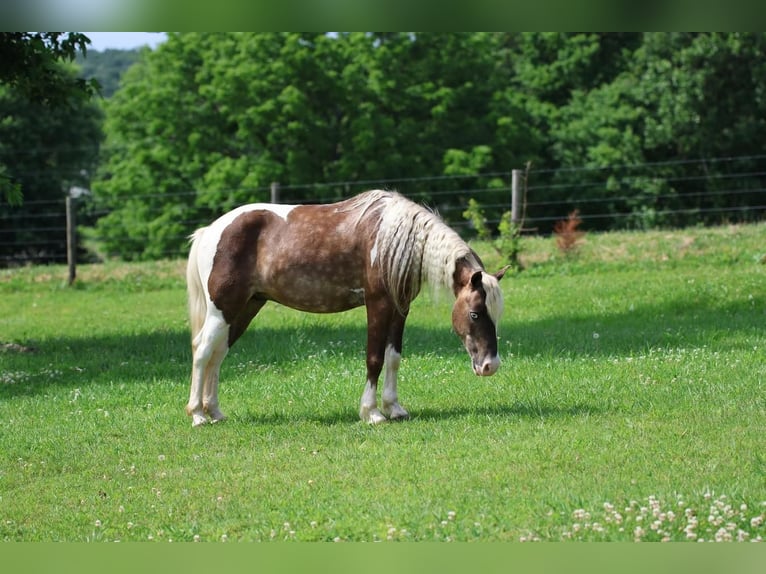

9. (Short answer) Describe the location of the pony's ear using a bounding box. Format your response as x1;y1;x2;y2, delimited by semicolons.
470;270;483;290
494;265;511;281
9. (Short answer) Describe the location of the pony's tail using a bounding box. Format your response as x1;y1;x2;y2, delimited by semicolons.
186;227;208;346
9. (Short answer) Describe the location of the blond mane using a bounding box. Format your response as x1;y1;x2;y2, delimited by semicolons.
344;190;502;325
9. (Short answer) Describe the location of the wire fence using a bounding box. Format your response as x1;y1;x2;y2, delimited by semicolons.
3;154;766;267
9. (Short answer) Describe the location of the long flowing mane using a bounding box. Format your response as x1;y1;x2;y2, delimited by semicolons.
343;190;490;315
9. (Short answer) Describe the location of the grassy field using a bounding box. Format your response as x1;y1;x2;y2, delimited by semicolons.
1;224;765;542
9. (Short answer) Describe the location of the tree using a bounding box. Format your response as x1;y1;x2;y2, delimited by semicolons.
76;48;142;98
0;66;103;264
88;32;766;259
91;32;346;259
0;32;98;205
0;32;97;104
92;32;529;259
547;33;766;229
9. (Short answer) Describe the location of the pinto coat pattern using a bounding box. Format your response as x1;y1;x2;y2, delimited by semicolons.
186;190;508;427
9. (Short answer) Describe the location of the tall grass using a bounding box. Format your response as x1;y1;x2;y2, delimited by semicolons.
1;224;765;541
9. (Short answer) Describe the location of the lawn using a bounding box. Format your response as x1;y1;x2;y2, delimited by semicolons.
1;224;765;542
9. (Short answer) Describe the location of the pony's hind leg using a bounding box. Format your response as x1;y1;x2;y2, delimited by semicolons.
201;299;265;425
187;312;229;427
202;342;229;423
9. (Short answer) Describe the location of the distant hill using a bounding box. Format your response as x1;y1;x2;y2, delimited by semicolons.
76;48;143;98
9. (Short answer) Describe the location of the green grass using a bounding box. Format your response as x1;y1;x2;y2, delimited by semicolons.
1;223;765;542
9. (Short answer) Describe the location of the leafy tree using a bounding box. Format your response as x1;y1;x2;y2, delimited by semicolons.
0;32;98;205
634;33;766;226
92;33;345;259
550;33;766;229
0;32;97;104
0;66;103;264
76;48;142;98
92;33;519;259
88;32;766;259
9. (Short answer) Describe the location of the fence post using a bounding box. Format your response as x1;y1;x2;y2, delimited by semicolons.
270;181;280;204
66;195;76;285
511;169;521;226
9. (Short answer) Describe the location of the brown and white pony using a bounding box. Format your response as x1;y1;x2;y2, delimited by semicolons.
186;190;508;427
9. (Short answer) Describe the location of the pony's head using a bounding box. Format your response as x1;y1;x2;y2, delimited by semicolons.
451;267;508;376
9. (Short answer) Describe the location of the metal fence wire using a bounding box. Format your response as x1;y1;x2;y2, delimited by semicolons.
2;154;766;267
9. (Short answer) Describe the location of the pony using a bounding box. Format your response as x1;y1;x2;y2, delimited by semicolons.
185;190;508;426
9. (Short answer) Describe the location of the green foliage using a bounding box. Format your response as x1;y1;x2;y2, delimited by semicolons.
539;32;766;230
0;167;22;206
75;48;142;99
0;69;103;263
0;32;99;207
90;32;526;259
462;198;491;241
496;210;522;270
0;31;759;260
462;199;521;270
0;32;98;105
1;225;765;541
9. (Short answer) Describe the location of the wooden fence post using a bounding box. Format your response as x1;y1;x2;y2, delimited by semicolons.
270;181;280;204
511;169;521;226
66;195;76;285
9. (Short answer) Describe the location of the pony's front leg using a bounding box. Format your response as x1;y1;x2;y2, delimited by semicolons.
360;297;388;424
360;379;387;424
361;298;409;423
380;344;409;420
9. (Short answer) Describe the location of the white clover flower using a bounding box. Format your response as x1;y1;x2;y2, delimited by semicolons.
715;528;732;542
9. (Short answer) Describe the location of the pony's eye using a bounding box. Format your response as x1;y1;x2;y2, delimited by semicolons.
469;311;479;320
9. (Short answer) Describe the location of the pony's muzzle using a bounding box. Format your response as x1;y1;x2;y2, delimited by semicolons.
473;355;500;376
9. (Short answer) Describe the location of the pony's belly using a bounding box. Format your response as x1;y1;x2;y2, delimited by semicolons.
267;286;366;313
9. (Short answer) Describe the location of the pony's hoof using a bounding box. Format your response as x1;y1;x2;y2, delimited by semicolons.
383;403;409;421
361;408;388;424
191;413;208;427
207;408;227;424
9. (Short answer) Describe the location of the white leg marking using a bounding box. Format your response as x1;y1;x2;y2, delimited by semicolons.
203;343;229;423
381;345;409;420
359;380;387;424
187;310;229;427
